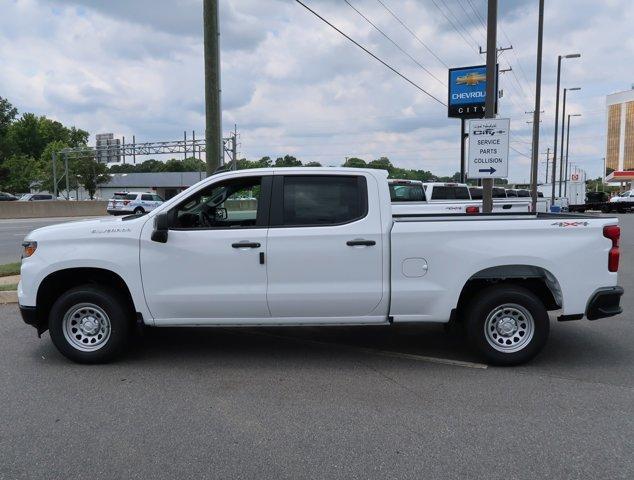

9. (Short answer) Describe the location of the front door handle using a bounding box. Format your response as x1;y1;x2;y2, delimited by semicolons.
346;239;376;247
232;241;261;249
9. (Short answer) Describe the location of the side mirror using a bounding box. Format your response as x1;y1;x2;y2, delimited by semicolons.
151;212;169;243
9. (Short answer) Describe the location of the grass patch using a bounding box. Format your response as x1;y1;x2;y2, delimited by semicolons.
0;262;20;277
0;283;18;291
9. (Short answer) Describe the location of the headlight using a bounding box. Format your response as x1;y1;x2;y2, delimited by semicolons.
22;241;37;259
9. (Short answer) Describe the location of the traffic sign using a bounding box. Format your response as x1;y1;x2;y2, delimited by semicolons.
467;118;510;179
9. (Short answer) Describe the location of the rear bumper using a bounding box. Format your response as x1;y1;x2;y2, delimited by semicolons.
586;286;624;320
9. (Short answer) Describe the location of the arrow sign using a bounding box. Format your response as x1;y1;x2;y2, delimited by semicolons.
467;118;510;179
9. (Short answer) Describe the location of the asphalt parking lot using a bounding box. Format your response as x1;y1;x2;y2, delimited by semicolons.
0;215;632;479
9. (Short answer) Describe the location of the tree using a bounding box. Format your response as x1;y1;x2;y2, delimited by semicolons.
274;155;302;167
0;154;43;193
74;158;111;200
367;157;394;174
0;97;18;164
181;157;206;172
342;157;367;168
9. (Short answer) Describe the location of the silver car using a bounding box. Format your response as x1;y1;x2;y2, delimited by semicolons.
107;192;164;215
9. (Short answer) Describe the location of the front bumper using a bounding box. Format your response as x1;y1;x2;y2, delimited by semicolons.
586;286;624;320
19;304;47;336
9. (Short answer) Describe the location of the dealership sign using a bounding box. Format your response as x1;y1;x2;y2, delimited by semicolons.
467;118;510;179
448;65;497;119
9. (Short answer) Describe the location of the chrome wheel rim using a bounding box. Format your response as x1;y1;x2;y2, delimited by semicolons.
62;303;111;352
484;303;534;353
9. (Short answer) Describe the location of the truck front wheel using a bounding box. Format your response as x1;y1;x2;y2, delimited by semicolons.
465;285;549;366
49;286;131;364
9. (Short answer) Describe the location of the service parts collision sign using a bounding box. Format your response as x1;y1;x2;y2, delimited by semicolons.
447;65;497;119
467;118;510;179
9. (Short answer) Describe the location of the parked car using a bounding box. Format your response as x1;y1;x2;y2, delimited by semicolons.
0;192;18;201
19;193;54;201
107;192;164;215
389;179;480;214
19;168;623;366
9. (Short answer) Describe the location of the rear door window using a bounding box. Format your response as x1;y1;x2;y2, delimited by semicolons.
276;176;367;227
141;194;153;201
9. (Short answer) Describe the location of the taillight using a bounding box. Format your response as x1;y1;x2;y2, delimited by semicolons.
466;206;480;214
603;225;620;272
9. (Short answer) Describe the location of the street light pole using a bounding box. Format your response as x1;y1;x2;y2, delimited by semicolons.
551;53;580;201
559;87;581;196
482;0;498;214
529;0;544;212
564;113;582;196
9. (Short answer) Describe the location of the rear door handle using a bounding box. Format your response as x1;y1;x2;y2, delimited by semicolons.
346;239;376;247
232;242;261;249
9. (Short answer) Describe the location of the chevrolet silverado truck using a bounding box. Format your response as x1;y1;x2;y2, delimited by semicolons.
18;168;623;365
389;179;481;215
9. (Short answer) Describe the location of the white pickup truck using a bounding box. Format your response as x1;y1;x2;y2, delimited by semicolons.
389;179;480;215
19;168;623;365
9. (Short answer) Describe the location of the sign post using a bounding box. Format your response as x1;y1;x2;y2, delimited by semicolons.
467;118;510;179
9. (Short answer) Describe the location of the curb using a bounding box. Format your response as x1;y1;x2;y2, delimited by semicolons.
0;291;18;304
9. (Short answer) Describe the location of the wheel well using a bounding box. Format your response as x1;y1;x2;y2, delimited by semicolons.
35;268;135;331
455;265;561;321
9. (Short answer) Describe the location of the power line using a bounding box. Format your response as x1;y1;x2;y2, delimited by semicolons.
510;144;531;159
437;0;482;48
293;0;447;107
343;0;446;86
428;0;480;56
375;0;449;69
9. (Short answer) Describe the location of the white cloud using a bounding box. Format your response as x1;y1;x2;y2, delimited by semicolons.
0;0;632;180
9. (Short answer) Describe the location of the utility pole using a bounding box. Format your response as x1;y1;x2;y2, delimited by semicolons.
52;152;58;199
482;0;497;213
203;0;222;175
530;0;544;212
232;124;238;170
545;147;550;184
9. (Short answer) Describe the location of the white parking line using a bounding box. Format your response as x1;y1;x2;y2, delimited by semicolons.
236;330;488;369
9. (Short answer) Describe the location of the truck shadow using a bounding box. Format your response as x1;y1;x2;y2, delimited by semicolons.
125;323;480;365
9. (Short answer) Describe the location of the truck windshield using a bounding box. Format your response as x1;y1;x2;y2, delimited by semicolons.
389;183;426;202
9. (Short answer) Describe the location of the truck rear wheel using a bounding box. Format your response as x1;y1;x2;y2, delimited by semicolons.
49;285;131;364
465;285;549;366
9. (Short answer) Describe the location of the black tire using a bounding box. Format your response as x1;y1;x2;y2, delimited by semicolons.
464;285;549;366
48;285;132;364
133;207;145;215
601;205;612;213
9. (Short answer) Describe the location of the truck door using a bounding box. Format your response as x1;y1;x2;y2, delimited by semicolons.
140;175;271;323
266;174;384;320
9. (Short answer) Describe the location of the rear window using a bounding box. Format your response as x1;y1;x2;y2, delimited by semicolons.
113;193;137;200
389;183;426;202
431;186;470;200
469;187;482;200
281;176;366;226
506;190;518;197
517;190;530;197
492;188;507;198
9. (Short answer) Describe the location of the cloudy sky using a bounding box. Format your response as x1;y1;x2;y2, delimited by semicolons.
1;0;632;181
